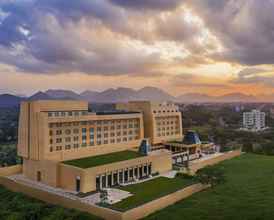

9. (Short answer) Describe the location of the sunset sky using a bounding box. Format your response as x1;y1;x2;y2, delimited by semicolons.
0;0;274;96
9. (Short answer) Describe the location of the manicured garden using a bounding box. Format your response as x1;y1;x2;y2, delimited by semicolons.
0;185;101;220
145;153;274;220
109;176;196;211
63;150;143;168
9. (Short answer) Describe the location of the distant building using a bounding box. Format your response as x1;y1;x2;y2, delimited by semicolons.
243;109;266;132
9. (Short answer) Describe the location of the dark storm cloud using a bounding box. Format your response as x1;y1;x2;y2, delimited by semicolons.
0;0;163;75
109;0;182;11
188;0;274;65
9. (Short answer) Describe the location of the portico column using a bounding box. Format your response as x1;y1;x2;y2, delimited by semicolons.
106;173;108;188
122;169;125;183
100;175;103;189
111;172;114;186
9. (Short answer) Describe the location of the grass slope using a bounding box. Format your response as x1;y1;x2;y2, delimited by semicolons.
109;176;195;211
145;153;274;220
0;185;101;220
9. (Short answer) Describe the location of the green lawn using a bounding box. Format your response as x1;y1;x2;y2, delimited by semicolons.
63;150;143;169
144;153;274;220
109;176;195;211
0;185;101;220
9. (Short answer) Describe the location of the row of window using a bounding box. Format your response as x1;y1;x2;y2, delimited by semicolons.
49;136;139;152
48;111;88;117
157;131;180;137
153;109;179;114
49;119;139;128
50;124;139;136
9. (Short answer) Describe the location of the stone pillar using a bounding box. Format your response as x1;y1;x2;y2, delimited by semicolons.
122;169;125;183
100;175;103;189
111;172;114;186
106;173;108;188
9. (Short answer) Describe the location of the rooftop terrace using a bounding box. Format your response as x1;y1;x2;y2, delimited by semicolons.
63;150;143;169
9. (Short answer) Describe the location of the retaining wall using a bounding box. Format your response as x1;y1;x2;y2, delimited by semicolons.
0;164;22;177
189;150;241;173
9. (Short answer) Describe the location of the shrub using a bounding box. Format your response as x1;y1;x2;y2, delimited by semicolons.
196;165;225;188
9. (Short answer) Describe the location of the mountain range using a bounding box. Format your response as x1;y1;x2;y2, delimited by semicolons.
0;87;274;108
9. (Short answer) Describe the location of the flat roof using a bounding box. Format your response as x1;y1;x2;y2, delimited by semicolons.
63;150;143;169
95;111;140;115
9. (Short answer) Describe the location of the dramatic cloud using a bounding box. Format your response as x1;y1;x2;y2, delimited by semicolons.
109;0;182;11
231;68;274;87
188;0;274;65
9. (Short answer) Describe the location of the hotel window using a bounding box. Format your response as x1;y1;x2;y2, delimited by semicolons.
123;125;127;129
123;137;127;142
117;131;121;136
65;145;71;150
82;135;87;141
110;139;115;143
104;121;108;125
104;126;108;131
82;128;87;133
56;130;62;135
73;136;79;141
117;125;121;129
49;139;53;144
73;129;79;134
73;122;79;126
123;131;127;136
56;138;62;143
110;132;115;137
110;126;115;130
54;112;59;117
81;121;87;126
74;111;79;116
49;130;53;136
97;127;102;132
56;146;62;151
48;112;53;117
50;147;53;152
104;133;108;138
129;124;133;128
97;134;102;139
73;143;79;148
61;112;66;116
65;137;71;142
117;138;121;143
68;111;73;116
104;140;108;144
89;128;94;134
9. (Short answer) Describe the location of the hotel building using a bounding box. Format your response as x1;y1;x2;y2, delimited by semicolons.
18;100;173;193
116;101;183;146
243;109;266;132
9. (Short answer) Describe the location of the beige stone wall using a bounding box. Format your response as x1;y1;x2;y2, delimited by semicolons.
0;165;22;177
59;150;172;193
23;159;59;187
189;150;242;173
